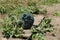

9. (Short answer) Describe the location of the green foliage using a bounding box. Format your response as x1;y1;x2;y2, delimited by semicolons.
13;5;32;16
53;12;60;16
1;15;24;38
33;8;47;14
28;17;53;40
0;0;49;15
0;4;16;14
0;6;7;14
28;1;47;14
41;0;60;5
29;33;45;40
0;0;17;14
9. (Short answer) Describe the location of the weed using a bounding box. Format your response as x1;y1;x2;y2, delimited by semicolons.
28;17;53;40
53;12;60;16
28;1;47;14
41;0;60;5
1;15;24;38
0;5;7;14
